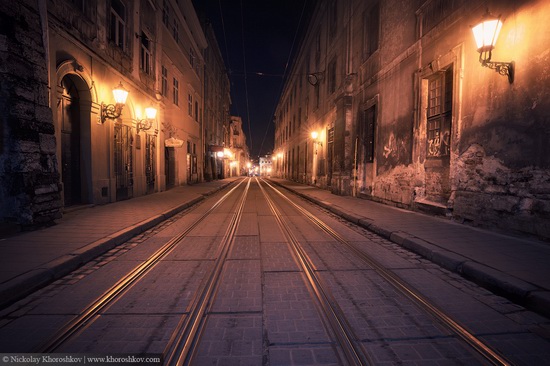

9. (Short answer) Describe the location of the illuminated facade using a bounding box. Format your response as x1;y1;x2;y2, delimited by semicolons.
0;0;218;230
274;0;550;239
201;19;231;181
226;116;249;177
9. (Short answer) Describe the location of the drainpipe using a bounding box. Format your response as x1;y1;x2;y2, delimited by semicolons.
38;0;50;108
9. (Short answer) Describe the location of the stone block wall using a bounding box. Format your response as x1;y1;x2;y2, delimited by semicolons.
453;144;550;239
0;1;61;232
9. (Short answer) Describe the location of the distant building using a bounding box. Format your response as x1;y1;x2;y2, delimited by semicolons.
225;116;249;177
259;156;272;177
274;0;550;239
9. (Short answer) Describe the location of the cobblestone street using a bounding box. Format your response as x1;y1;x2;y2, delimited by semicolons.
1;178;549;365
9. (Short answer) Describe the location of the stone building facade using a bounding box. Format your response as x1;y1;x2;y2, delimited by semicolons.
274;0;550;239
0;1;62;231
201;19;231;181
1;0;231;232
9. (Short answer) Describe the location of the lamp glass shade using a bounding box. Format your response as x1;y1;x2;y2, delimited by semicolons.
472;18;502;51
145;107;157;119
112;82;129;105
311;131;318;139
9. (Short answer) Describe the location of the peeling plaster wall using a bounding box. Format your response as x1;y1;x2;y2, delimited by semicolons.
276;0;550;239
453;0;550;238
454;144;550;238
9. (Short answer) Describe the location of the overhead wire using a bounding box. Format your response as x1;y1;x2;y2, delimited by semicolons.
240;0;253;157
257;0;309;158
218;0;241;117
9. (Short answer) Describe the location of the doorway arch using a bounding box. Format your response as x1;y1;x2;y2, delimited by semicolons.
56;67;93;207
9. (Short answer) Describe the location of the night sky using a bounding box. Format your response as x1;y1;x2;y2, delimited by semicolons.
192;0;314;160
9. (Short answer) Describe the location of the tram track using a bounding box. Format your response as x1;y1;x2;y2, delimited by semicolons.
4;177;543;363
35;178;247;353
260;178;513;366
257;178;370;366
163;178;251;365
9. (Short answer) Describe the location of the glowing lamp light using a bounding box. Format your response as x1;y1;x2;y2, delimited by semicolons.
471;10;514;83
216;151;224;158
100;81;129;124
310;131;318;140
112;82;129;105
137;106;157;133
472;18;502;53
145;106;157;120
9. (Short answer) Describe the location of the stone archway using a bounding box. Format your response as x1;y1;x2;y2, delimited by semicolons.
55;60;95;206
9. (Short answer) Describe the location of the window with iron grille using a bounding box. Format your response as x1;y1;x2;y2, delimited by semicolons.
110;0;126;50
427;66;453;158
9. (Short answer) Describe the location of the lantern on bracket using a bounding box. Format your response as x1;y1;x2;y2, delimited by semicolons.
100;82;129;123
471;10;514;83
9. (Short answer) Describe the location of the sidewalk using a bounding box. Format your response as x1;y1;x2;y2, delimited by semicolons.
0;178;239;308
270;178;550;319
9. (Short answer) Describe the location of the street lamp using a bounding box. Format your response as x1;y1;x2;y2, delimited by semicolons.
471;10;514;83
136;106;157;133
311;131;322;154
100;81;129;123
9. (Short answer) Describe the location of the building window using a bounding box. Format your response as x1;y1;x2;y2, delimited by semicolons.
315;31;321;69
314;83;320;109
110;0;126;50
172;17;179;43
194;101;199;121
161;66;168;96
328;58;337;94
188;94;193;116
173;77;179;106
360;105;376;163
328;1;337;39
140;32;152;75
189;48;195;68
162;0;169;26
427;66;453;158
364;2;380;58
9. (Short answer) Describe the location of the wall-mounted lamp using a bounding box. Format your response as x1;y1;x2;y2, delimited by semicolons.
471;10;514;83
311;131;323;146
100;82;129;123
136;106;157;133
311;131;322;154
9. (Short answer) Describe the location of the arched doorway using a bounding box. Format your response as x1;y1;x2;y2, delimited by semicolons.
58;73;92;207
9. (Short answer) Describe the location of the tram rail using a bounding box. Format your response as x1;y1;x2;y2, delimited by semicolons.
163;178;251;365
260;178;513;366
257;178;371;365
25;177;523;364
36;178;247;353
